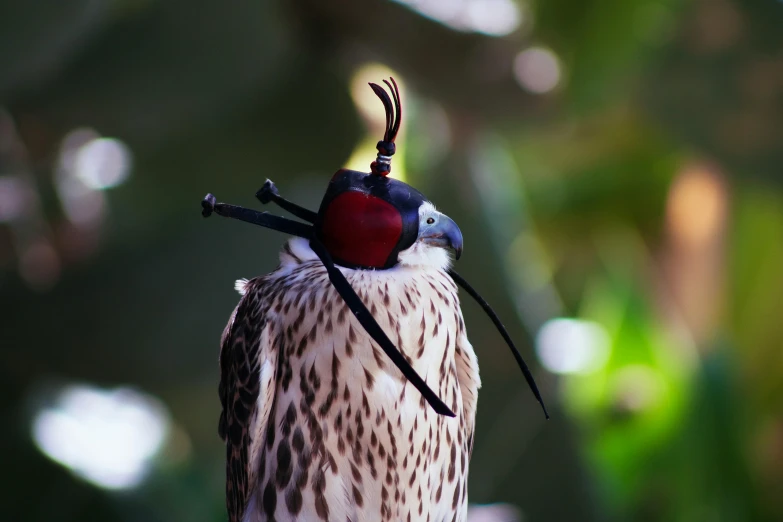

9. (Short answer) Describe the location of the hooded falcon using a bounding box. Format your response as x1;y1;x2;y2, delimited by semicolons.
202;79;548;522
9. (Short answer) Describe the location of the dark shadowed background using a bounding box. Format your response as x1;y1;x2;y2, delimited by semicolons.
1;0;782;521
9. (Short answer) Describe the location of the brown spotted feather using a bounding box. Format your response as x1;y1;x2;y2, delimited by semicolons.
219;238;480;522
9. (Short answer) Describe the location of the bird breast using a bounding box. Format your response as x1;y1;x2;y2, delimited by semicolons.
246;238;478;522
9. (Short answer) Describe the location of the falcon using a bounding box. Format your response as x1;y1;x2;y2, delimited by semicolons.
201;78;548;522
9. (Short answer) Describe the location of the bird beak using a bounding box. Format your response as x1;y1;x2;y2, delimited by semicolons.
420;213;463;260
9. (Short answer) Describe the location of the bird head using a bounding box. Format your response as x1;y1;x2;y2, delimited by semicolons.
315;169;462;271
314;78;461;271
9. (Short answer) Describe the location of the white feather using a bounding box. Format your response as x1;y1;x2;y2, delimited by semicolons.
397;202;455;271
234;278;249;295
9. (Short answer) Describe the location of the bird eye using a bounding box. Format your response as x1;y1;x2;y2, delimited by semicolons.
426;217;435;224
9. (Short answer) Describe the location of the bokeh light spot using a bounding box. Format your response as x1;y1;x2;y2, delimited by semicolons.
391;0;522;36
513;47;562;94
467;502;522;522
32;384;170;490
666;163;727;249
536;318;610;374
54;129;133;228
75;137;132;190
0;176;34;223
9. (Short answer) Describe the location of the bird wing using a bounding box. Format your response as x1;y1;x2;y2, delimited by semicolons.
218;277;279;522
454;311;481;456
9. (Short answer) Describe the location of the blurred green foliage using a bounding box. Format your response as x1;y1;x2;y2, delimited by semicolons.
1;0;782;521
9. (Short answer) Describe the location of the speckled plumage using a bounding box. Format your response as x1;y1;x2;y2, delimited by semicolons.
219;237;480;522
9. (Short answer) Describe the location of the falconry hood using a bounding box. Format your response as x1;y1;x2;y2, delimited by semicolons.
201;78;548;419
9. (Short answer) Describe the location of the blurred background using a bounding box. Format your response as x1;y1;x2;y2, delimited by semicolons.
1;0;782;520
